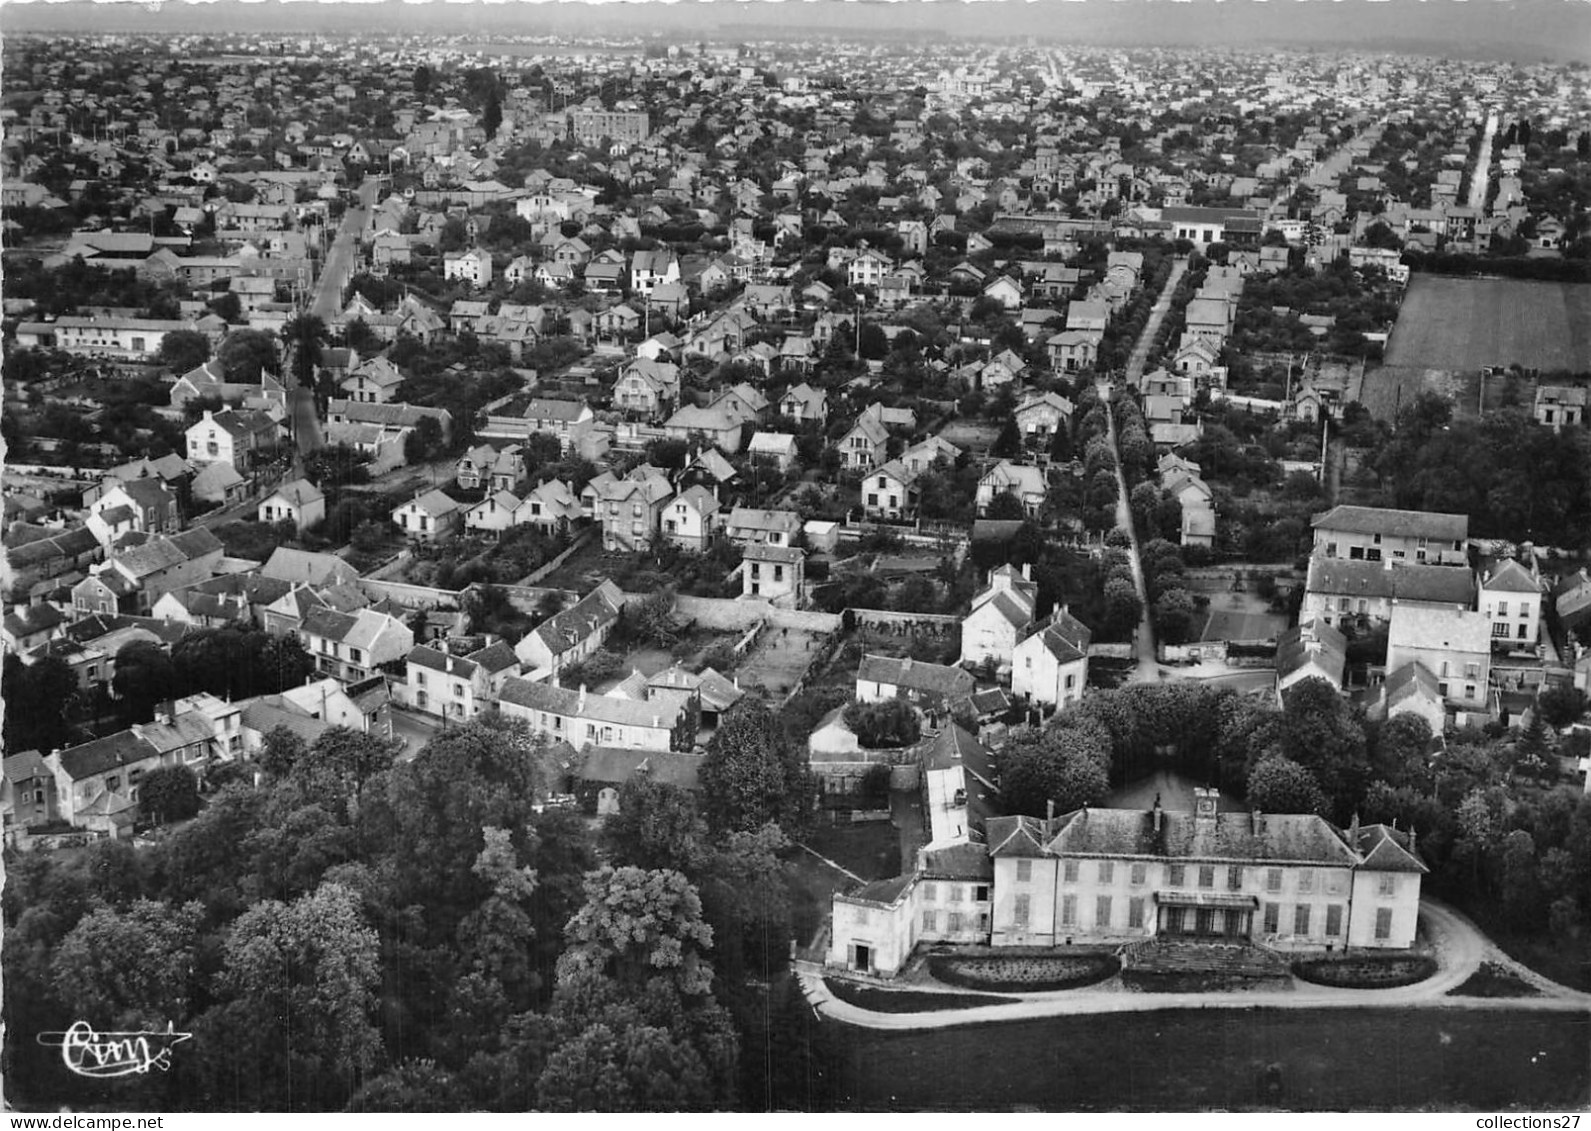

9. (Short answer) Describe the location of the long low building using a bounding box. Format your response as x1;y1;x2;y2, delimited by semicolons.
498;676;690;753
828;789;1427;979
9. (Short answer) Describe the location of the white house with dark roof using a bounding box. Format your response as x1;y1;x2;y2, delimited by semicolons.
1378;661;1447;735
724;507;801;548
1477;555;1542;648
258;478;325;532
856;654;976;714
392;489;463;542
339;356;405;404
1011;608;1092;710
405;644;491;721
300;607;414;685
514;579;625;679
1302;557;1477;630
1310;505;1469;566
975;461;1047;517
662;485;721;552
742;543;804;606
1014;392;1074;443
499;678;686;753
514;479;583;535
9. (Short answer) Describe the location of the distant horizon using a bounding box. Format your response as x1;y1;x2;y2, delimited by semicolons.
3;0;1590;66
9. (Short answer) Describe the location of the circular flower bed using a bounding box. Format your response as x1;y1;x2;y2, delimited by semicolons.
929;953;1121;992
1292;954;1437;989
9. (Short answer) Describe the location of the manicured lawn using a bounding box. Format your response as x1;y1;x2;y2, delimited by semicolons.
819;1008;1591;1110
825;979;1017;1013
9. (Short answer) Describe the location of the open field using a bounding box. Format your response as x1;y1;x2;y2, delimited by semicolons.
736;625;828;698
1384;275;1591;374
822;1007;1591;1111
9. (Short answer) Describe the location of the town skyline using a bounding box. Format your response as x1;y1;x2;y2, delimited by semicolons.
5;0;1591;65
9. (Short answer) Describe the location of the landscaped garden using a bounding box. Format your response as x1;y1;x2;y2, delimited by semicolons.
1449;961;1544;999
928;951;1120;992
1292;953;1437;989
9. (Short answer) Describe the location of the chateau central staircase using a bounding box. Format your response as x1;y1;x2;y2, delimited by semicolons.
1120;937;1293;990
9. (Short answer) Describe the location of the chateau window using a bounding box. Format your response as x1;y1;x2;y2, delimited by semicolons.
1266;868;1282;893
1297;869;1315;894
1095;896;1113;928
1016;860;1032;883
1063;860;1079;883
1374;907;1393;940
1198;865;1215;889
1130;863;1147;886
922;883;936;903
1325;904;1344;937
1377;873;1396;897
1168;864;1185;888
1263;903;1279;933
1098;861;1114;884
1293;904;1311;935
1227;866;1243;891
1013;895;1031;927
922;910;937;932
1060;895;1077;927
947;912;965;933
1128;897;1145;929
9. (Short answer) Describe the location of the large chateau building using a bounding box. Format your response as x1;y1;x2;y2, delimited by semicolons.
828;789;1427;978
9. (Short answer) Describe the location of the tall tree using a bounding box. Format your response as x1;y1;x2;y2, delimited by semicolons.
215;327;280;383
699;699;811;836
51;899;205;1030
157;328;211;374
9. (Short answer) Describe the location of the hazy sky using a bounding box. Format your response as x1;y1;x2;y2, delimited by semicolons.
3;0;1590;65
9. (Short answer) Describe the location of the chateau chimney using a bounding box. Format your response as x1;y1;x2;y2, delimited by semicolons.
579;683;587;711
1152;793;1163;833
1022;562;1032;582
1047;798;1055;835
1408;827;1418;857
1251;808;1262;836
1349;811;1360;846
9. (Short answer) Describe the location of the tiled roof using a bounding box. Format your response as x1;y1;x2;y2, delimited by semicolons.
857;654;976;698
1355;823;1428;873
1310;505;1468;542
1046;807;1360;866
531;580;626;658
500;678;680;731
56;730;160;782
576;746;704;790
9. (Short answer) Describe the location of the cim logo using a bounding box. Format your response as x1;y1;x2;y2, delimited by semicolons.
37;1021;193;1078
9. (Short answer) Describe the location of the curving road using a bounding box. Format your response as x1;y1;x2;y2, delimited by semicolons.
796;899;1591;1032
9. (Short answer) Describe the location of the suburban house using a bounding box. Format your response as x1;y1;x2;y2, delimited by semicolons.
1534;385;1586;432
1310;505;1469;566
1010;609;1092;711
87;478;180;544
1377;661;1447;735
300;607;414;685
856;654;976;715
499;679;688;753
780;382;828;426
4;750;59;838
614;359;682;418
742;543;804;606
828;790;1427;978
392;490;464;542
860;459;923;521
45;730;165;836
513;579;625;679
725;507;801;548
339;356;406;404
514;479;583;536
662;485;721;552
1386;603;1493;717
584;467;673;552
747;432;799;471
185;408;279;471
443;247;493;286
1275;618;1349;702
257;478;326;532
1301;558;1477;630
1477;554;1543;647
1014;392;1075;444
405;644;494;722
464;491;521;538
1047;329;1101;373
976;461;1048;517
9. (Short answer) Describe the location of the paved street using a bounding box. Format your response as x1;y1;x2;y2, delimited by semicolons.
797;899;1591;1032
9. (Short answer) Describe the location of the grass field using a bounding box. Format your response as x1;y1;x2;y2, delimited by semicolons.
1385;275;1591;374
1198;592;1287;643
823;1008;1591;1111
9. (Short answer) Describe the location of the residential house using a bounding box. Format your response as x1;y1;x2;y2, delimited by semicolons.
392;489;464;542
1477;555;1542;648
781;382;828;426
339;356;406;404
614;359;681;418
257;478;325;532
46;731;164;836
87;478;180;546
856;654;976;716
1275;618;1349;702
1311;505;1469;566
513;479;583;536
499;679;687;753
742;544;804;606
1014;392;1075;445
185;408;279;471
1387;604;1493;715
4;750;59;838
300;607;414;685
443;247;493;287
725;507;801;548
960;564;1039;675
261;547;360;589
464;491;522;539
1302;558;1477;630
513;579;625;679
405;644;492;722
1011;609;1092;711
976;461;1047;517
1535;386;1587;432
662;485;721;552
584;467;673;552
1047;329;1100;374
